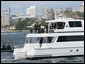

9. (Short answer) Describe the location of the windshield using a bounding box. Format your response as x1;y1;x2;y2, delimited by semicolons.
25;37;53;44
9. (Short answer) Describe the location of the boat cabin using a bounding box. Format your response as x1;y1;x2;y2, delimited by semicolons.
45;18;84;32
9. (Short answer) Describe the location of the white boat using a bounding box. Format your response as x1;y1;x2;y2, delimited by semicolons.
13;18;84;59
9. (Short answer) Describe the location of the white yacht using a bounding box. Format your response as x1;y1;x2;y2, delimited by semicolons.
13;18;84;59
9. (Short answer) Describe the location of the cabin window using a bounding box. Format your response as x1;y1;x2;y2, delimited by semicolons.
69;21;82;27
57;35;84;42
50;22;65;29
25;37;53;43
51;23;56;29
56;22;65;29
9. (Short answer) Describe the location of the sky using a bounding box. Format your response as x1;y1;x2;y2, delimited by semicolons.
1;1;84;16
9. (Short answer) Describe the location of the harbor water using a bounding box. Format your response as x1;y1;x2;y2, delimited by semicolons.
1;32;84;63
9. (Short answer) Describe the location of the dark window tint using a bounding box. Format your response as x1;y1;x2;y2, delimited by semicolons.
50;22;65;29
57;35;84;42
69;21;82;27
57;22;65;29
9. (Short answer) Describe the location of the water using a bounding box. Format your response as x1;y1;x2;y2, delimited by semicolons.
1;32;84;63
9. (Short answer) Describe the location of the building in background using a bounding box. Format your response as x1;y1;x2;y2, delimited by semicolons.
79;3;84;12
47;8;55;20
56;7;63;14
26;6;36;18
1;9;10;27
12;6;36;20
55;7;64;19
42;7;48;19
42;8;55;20
1;16;4;26
11;15;18;25
66;7;72;12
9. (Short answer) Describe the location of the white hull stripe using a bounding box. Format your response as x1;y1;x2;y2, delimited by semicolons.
35;46;84;50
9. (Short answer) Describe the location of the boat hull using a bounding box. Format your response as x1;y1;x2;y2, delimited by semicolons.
13;41;84;59
26;47;84;59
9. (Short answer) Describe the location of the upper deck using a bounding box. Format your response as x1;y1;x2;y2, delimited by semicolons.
45;18;84;33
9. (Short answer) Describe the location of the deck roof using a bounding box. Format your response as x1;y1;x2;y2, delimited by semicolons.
45;19;84;23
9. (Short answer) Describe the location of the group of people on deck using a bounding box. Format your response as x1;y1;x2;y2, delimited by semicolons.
29;23;52;48
30;23;48;33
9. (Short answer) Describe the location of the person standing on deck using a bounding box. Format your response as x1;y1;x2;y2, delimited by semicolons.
37;24;41;33
41;28;44;33
36;23;39;33
30;28;33;33
39;37;43;48
45;24;48;33
33;24;37;33
48;23;51;32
